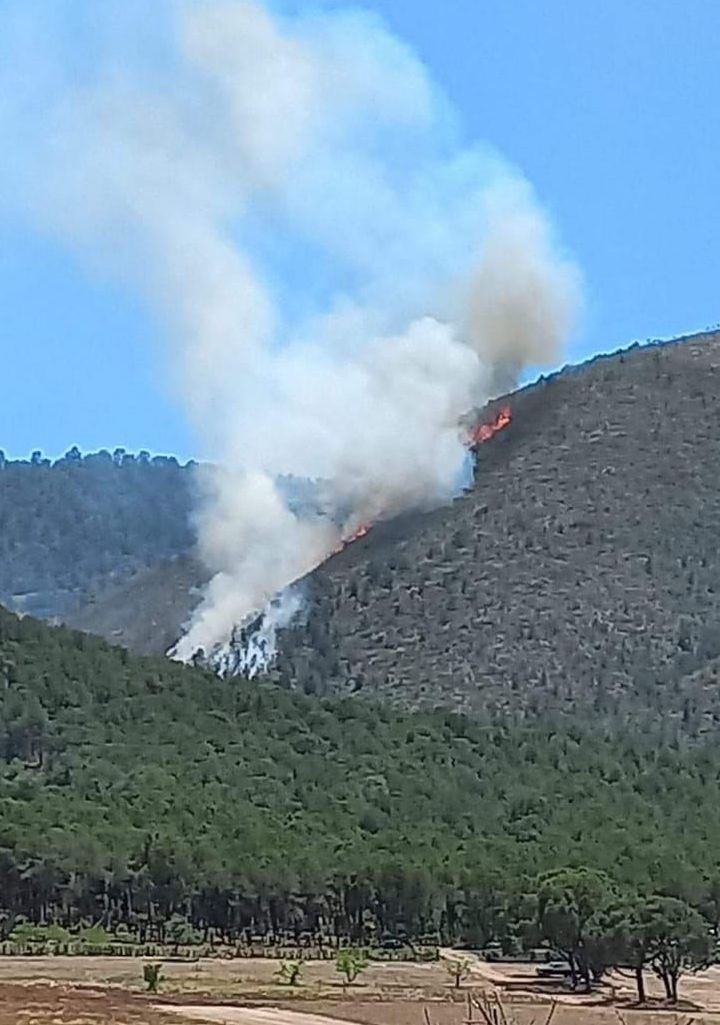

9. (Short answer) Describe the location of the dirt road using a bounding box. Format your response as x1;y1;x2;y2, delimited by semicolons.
1;955;720;1025
161;1007;364;1025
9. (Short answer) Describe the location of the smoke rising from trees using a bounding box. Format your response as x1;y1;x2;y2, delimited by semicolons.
1;0;581;658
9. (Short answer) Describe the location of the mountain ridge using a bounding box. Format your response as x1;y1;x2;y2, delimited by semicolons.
3;329;720;719
0;449;195;621
272;329;720;712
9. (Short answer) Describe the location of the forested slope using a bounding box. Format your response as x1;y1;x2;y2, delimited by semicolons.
5;330;720;721
0;450;194;620
1;604;720;945
276;330;720;714
65;553;206;655
36;330;720;714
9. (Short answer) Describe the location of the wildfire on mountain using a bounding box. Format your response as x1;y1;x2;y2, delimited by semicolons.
335;407;511;554
466;405;512;446
334;523;370;554
346;524;370;544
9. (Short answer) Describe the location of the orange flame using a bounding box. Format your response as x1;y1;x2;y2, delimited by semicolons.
347;524;370;543
333;523;371;554
466;405;511;447
334;407;511;556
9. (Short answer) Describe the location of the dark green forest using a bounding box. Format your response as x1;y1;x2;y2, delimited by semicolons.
0;450;194;619
1;605;720;970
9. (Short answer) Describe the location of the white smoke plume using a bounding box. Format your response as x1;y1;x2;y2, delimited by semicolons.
0;0;581;663
210;585;306;679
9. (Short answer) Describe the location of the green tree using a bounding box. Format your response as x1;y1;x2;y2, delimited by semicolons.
586;899;651;1003
588;895;715;1004
336;948;368;986
536;868;617;990
143;963;163;993
642;897;713;1003
444;956;472;988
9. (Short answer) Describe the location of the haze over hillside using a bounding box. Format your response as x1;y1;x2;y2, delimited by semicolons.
60;332;720;718
3;331;720;721
0;450;194;621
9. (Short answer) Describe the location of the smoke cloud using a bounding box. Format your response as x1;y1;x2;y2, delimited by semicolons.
1;0;581;661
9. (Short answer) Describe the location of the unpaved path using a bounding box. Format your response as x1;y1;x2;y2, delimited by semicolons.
158;1007;364;1025
440;949;720;1015
440;949;629;1007
438;948;534;986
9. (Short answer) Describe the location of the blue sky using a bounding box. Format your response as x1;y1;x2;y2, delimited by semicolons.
2;0;719;459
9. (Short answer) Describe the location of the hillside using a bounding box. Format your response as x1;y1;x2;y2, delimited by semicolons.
65;553;206;655
61;475;321;653
1;603;720;944
5;330;720;722
271;330;720;714
86;330;720;713
0;450;194;620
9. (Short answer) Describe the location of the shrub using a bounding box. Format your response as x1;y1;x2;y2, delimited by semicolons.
445;956;472;988
336;948;368;986
275;960;303;986
143;962;163;993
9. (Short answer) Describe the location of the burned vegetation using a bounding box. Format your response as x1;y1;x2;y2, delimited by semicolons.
274;330;720;723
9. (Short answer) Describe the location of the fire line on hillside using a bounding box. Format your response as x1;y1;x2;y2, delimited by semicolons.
466;405;512;446
333;523;371;555
334;405;512;554
196;402;513;676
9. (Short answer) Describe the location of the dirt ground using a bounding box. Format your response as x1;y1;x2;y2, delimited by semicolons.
0;955;718;1025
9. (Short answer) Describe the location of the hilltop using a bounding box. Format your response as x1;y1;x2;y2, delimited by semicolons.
0;449;194;621
4;331;720;723
274;330;720;716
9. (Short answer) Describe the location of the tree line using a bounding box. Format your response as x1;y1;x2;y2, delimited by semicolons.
1;861;714;1004
0;605;719;1004
531;868;713;1002
0;450;194;618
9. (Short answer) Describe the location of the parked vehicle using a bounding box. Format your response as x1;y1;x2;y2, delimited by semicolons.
535;961;572;978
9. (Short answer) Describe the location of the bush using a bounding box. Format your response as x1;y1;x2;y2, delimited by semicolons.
77;925;109;945
143;962;163;993
9;923;71;946
166;913;203;950
336;948;368;986
275;960;303;986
